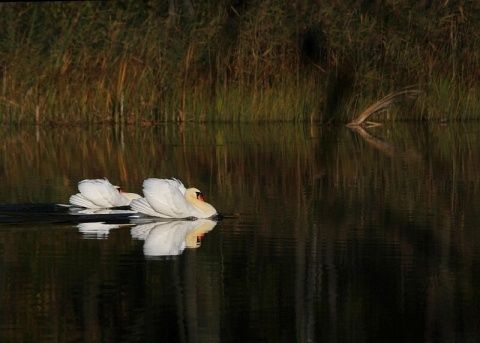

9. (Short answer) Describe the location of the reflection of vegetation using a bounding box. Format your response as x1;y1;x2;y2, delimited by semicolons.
1;124;480;340
0;2;479;123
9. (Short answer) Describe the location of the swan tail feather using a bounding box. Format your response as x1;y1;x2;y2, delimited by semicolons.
69;194;100;209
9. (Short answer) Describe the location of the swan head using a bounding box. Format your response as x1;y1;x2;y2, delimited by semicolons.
185;188;218;218
185;188;205;202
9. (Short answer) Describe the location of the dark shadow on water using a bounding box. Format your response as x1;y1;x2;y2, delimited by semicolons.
0;204;133;224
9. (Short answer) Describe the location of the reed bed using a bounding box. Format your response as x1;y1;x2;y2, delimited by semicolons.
0;1;479;124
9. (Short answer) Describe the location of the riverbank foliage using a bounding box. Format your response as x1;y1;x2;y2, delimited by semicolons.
0;1;479;124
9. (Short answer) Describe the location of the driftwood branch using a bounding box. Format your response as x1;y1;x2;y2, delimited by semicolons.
347;88;421;127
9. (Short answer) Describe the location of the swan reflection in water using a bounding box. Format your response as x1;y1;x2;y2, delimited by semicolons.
73;207;137;238
77;222;133;239
131;219;217;257
76;219;217;256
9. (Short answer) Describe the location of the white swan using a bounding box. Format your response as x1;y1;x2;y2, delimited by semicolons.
130;178;218;219
69;178;142;209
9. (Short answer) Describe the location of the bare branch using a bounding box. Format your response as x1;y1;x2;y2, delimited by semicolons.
347;88;421;127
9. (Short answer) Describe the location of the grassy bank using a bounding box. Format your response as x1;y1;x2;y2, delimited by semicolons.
0;1;479;124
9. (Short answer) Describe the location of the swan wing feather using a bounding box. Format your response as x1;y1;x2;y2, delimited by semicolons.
130;197;172;218
76;178;130;208
171;178;187;194
141;178;193;218
69;194;100;208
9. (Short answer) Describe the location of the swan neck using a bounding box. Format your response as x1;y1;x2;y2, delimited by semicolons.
187;197;214;214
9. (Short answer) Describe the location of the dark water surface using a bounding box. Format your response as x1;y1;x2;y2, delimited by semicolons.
1;123;480;342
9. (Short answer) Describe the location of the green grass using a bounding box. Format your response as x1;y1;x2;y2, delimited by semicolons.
0;1;479;124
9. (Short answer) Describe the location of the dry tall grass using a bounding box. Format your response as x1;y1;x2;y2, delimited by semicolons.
0;2;479;124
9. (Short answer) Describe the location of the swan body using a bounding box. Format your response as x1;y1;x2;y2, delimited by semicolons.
130;178;218;219
69;178;142;209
